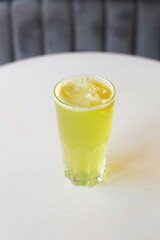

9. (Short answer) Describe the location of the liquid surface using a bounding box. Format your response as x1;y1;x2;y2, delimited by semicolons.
57;77;112;107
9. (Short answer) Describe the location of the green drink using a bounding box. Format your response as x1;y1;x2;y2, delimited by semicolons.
54;75;116;186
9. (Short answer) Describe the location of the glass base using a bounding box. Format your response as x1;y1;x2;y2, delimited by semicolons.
64;169;105;187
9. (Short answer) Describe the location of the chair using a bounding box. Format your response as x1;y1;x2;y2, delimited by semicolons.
0;0;160;65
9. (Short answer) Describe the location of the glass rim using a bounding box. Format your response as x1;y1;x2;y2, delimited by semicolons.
53;74;116;112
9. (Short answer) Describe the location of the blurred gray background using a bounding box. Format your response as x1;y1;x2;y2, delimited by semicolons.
0;0;160;65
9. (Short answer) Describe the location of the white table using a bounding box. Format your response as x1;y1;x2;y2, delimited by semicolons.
0;53;160;240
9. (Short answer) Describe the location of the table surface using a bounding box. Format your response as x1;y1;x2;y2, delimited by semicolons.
0;52;160;240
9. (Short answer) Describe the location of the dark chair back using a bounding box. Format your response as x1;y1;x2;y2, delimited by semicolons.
0;0;160;65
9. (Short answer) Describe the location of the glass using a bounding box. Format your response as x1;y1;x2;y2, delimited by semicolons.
54;75;116;187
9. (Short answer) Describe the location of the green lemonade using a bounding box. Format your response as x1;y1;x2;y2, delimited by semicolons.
54;75;115;186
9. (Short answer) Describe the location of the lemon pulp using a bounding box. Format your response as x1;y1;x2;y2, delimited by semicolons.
58;77;112;107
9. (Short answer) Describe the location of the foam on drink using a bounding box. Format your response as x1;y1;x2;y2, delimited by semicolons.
56;76;114;108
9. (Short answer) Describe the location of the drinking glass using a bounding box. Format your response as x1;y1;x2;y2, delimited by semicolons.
54;75;116;186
